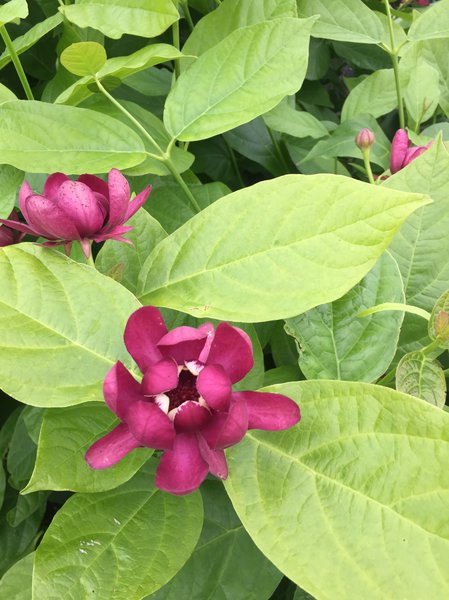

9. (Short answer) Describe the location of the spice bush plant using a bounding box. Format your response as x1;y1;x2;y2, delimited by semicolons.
1;0;449;599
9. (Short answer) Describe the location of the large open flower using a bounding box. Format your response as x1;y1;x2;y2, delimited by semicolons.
390;129;432;174
86;306;300;495
0;169;150;257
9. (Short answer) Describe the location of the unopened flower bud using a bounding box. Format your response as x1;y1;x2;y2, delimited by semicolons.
355;128;375;151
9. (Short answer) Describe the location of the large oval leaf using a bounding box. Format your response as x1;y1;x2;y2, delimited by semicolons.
396;351;446;409
0;0;27;26
297;0;383;44
225;380;449;599
33;465;203;600
0;244;140;407
0;552;33;600
0;100;146;173
23;403;151;494
60;0;179;40
137;174;429;321
164;17;315;141
148;481;282;600
285;252;404;382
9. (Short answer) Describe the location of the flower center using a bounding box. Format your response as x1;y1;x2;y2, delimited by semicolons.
166;369;199;411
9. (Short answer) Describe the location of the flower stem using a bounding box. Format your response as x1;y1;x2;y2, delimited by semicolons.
382;0;405;129
265;123;291;174
181;1;195;31
86;252;95;268
362;149;375;184
95;76;201;213
0;25;34;100
172;20;180;81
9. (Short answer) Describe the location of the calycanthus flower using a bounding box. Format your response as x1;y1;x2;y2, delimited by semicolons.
0;169;150;257
390;129;432;174
0;210;24;247
86;307;300;495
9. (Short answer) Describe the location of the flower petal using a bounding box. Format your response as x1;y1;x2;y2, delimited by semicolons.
105;168;130;229
155;432;208;495
103;361;143;420
205;323;253;383
390;129;410;174
125;400;175;449
196;364;232;411
124;306;167;372
142;358;179;395
24;194;80;239
85;423;140;469
197;433;228;479
78;174;109;199
19;180;33;222
158;326;209;364
0;218;37;236
233;391;300;430
123;185;151;221
56;180;105;236
43;172;70;200
174;401;211;432
200;399;248;449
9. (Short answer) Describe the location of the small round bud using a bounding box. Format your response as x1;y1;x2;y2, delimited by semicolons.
355;128;376;151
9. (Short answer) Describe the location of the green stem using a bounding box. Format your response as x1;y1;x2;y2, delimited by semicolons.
172;20;180;81
0;25;34;100
382;0;405;129
86;252;95;267
95;76;200;213
165;157;201;212
224;138;244;188
377;367;396;387
181;1;195;31
362;149;375;184
95;76;163;154
421;339;443;357
266;124;290;174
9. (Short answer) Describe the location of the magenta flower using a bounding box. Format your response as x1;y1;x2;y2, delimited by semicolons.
86;307;300;495
0;210;25;247
0;169;150;257
390;129;432;174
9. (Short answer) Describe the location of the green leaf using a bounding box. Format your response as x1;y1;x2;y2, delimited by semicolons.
56;44;185;106
408;0;449;41
297;0;383;44
0;486;44;576
137;174;429;321
225;380;449;599
33;465;203;600
341;69;400;121
60;0;179;39
303;116;391;169
285;252;405;382
96;209;167;294
224;117;287;176
24;403;151;494
82;97;193;177
146;181;229;233
0;552;33;599
0;164;23;218
0;244;140;408
384;139;449;357
60;41;107;76
399;39;449;118
428;289;449;348
0;100;146;173
263;99;328;139
0;0;28;26
6;409;36;489
0;464;5;510
164;17;315;141
7;491;48;527
404;57;440;126
0;83;16;103
396;351;446;408
147;480;282;600
0;13;63;71
182;0;297;66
